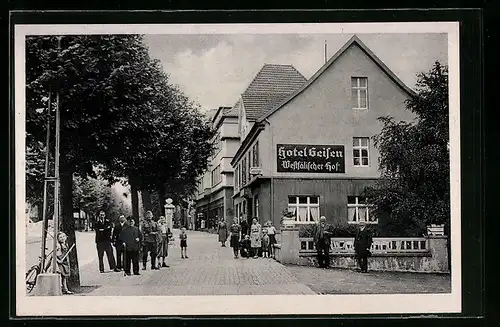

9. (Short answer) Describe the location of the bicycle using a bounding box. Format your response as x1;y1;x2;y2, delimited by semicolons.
26;248;55;294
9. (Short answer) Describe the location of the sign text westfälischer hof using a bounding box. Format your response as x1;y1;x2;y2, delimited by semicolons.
277;144;345;173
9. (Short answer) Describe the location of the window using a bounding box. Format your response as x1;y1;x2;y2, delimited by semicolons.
242;200;246;214
287;196;320;223
347;196;377;224
235;166;239;190
353;137;370;166
252;142;260;167
351;77;368;109
242;157;247;186
254;195;259;219
246;153;251;181
211;165;221;186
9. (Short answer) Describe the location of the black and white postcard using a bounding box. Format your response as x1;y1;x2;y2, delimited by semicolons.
15;21;461;316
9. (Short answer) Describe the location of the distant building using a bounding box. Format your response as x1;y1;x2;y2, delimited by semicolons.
231;35;416;229
194;106;239;229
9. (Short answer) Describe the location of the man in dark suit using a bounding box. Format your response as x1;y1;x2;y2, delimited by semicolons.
313;216;332;268
240;216;249;236
112;215;127;271
94;210;119;273
354;221;373;273
120;217;143;276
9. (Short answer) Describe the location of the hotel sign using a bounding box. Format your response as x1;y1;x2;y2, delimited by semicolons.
277;144;345;173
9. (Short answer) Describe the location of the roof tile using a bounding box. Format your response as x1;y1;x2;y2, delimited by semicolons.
241;64;306;121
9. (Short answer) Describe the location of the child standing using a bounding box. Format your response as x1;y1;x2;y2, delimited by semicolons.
179;227;188;259
239;235;251;258
261;229;270;258
56;232;73;294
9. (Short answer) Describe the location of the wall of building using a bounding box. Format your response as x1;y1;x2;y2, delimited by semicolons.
258;43;414;180
272;178;377;227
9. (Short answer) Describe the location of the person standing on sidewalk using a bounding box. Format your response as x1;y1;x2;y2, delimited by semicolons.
217;217;228;247
229;217;242;258
157;216;171;268
120;217;142;276
312;216;332;269
179;227;188;259
56;232;73;294
94;210;119;273
140;211;160;270
240;217;249;236
265;221;277;258
112;215;127;271
249;218;262;259
354;221;373;273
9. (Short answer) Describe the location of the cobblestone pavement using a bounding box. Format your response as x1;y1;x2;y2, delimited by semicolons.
286;265;451;294
78;230;316;296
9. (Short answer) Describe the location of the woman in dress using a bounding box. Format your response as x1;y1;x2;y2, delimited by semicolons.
217;218;228;247
249;218;262;259
229;217;242;258
56;232;73;294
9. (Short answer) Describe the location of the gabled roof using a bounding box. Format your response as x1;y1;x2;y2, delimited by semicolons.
240;64;307;121
257;35;416;122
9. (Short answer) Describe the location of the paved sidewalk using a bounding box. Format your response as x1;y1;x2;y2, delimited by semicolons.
78;230;315;296
286;265;451;294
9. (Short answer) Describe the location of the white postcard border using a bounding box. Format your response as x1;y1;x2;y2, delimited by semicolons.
15;21;461;316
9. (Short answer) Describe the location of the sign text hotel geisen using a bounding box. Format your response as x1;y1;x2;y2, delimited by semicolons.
277;144;345;173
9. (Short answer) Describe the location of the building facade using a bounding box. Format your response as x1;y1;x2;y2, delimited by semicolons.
194;106;240;228
229;64;308;225
231;35;416;230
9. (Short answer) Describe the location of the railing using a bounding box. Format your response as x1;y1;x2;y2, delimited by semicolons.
299;237;428;254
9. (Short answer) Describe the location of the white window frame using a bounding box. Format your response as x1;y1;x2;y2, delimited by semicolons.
347;196;377;224
353;137;370;167
287;196;320;224
351;77;368;110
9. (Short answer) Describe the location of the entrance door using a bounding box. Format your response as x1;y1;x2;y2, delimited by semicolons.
246;198;253;225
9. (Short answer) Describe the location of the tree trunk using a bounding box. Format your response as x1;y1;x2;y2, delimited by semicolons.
141;190;152;215
59;169;81;288
129;176;139;226
158;185;166;216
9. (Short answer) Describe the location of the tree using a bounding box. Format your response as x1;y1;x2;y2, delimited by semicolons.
26;35;162;287
365;62;449;236
26;35;215;288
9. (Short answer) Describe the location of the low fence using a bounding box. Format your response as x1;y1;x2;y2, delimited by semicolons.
274;226;449;273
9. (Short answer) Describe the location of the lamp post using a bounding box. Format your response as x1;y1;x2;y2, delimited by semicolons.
164;198;175;231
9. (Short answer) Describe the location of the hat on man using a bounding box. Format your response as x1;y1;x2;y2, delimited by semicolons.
319;216;327;222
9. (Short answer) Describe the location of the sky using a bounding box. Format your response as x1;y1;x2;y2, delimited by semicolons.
144;33;448;112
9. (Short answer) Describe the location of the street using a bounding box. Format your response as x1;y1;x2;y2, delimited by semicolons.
27;229;450;296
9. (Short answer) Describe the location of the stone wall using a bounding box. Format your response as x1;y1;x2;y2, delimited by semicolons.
274;226;449;273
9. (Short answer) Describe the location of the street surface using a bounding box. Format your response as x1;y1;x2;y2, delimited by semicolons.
26;229;451;296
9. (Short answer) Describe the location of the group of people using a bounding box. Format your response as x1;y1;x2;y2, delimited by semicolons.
216;216;277;259
94;210;189;276
312;216;373;272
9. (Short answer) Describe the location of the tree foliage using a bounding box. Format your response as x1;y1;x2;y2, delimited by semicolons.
365;62;449;236
25;34;213;287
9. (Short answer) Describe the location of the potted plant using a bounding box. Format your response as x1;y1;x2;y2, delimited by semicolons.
280;208;296;227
